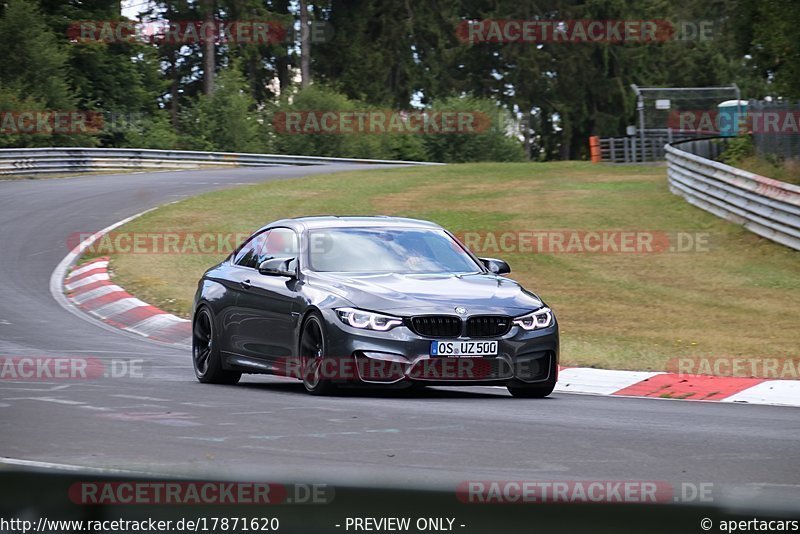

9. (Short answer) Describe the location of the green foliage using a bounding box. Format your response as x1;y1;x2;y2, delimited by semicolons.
719;136;755;165
0;0;795;159
272;85;429;161
272;87;522;162
183;66;268;153
116;111;181;150
0;0;74;109
312;0;420;108
733;0;800;99
420;97;525;163
0;87;49;148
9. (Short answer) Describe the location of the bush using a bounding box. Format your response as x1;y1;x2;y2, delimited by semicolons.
271;85;427;161
719;135;755;165
420;97;525;163
272;87;523;162
181;67;269;153
115;111;180;150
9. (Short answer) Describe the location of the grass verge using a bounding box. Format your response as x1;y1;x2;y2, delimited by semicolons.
730;155;800;186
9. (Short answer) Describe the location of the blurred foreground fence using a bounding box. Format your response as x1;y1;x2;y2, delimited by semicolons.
666;138;800;251
0;147;439;176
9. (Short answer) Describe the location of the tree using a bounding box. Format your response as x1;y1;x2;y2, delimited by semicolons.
312;0;419;107
201;0;216;95
299;0;311;87
733;0;800;98
0;0;74;109
184;65;266;153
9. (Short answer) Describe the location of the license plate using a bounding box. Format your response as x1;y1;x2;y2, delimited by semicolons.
430;340;498;357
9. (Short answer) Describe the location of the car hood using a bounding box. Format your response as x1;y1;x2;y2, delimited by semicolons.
306;271;544;315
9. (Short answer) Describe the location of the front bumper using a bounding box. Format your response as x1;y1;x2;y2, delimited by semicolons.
320;308;559;386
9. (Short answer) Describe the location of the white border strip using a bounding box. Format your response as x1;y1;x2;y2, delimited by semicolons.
555;368;663;395
722;380;800;407
68;259;109;278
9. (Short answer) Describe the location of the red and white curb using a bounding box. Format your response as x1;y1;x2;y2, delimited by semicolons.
64;257;191;345
555;367;799;407
56;226;798;407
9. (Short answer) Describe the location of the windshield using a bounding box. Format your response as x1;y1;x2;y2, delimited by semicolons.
308;228;481;274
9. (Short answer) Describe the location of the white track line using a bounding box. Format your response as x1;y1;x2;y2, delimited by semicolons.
0;457;171;477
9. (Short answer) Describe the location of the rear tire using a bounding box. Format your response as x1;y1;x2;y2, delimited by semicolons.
299;312;337;396
193;306;241;385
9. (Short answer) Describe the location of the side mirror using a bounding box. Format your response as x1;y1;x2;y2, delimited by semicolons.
480;257;511;275
258;256;297;278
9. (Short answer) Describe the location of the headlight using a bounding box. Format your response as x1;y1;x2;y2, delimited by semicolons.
512;307;553;330
335;307;403;331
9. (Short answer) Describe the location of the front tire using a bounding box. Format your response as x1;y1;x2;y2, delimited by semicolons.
193;306;241;385
299;312;337;396
507;378;555;398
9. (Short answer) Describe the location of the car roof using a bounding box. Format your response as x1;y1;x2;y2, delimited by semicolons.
259;215;443;232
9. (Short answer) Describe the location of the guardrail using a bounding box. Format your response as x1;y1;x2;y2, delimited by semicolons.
0;147;440;176
666;138;800;251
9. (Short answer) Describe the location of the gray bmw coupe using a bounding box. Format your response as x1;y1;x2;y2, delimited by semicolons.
192;216;558;397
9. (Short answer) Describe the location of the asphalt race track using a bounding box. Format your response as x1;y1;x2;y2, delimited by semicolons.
1;167;798;512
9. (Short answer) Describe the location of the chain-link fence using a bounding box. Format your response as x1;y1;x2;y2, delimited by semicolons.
596;85;741;163
631;85;741;137
749;100;800;160
597;87;800;164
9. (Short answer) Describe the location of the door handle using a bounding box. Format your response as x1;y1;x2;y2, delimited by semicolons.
241;279;252;289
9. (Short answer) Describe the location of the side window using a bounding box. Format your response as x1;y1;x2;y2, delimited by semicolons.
261;227;299;258
234;231;270;268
